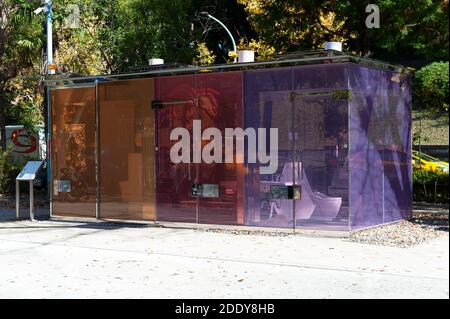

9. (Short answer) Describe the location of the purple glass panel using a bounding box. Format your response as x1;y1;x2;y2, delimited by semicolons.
154;75;197;223
382;71;412;222
349;65;384;229
197;72;244;225
292;64;349;231
244;68;294;228
295;63;348;92
402;75;413;220
349;65;411;229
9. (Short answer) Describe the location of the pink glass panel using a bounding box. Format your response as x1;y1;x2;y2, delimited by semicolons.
154;75;197;222
196;72;244;225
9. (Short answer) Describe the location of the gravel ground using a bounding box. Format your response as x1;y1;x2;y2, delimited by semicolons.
197;228;294;237
350;213;449;248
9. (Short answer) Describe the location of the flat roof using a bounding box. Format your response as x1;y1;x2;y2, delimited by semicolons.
45;50;413;89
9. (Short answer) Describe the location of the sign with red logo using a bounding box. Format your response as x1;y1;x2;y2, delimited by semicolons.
10;129;38;154
6;126;42;163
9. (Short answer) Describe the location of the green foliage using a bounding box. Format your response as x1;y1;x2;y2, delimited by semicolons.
0;148;21;194
413;167;449;204
238;38;275;61
375;0;449;60
0;0;45;77
4;77;43;130
413;61;449;113
51;0;105;74
192;42;216;66
237;0;449;60
1;0;47;149
94;0;196;72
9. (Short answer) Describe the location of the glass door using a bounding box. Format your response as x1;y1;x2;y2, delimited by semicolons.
98;79;155;221
50;87;97;218
196;72;244;225
292;93;349;231
154;75;198;223
243;68;295;228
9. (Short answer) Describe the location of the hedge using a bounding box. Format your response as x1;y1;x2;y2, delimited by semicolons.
413;168;449;204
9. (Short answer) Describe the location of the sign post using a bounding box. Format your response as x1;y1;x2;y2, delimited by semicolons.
16;161;44;221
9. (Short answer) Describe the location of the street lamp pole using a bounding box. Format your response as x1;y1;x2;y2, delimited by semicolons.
200;12;237;63
35;1;54;74
45;0;54;75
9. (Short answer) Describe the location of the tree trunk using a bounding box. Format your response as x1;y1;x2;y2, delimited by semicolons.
0;85;7;151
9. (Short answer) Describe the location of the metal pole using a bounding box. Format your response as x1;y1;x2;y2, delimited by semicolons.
202;12;237;63
46;0;54;75
29;180;34;221
95;80;100;220
47;85;52;218
291;95;296;233
16;180;20;219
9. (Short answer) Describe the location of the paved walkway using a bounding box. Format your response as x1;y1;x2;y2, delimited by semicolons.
0;218;448;298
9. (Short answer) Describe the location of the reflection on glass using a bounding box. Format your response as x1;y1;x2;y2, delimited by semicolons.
51;87;96;217
197;72;244;225
349;65;412;229
98;78;155;221
244;65;350;230
154;75;197;223
244;68;294;228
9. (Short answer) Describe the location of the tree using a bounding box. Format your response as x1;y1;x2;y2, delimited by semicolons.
0;0;45;150
237;0;449;61
92;0;254;69
192;0;254;63
413;61;449;113
91;0;197;72
51;0;106;74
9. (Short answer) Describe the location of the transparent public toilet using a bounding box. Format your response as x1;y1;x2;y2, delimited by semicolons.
49;51;412;232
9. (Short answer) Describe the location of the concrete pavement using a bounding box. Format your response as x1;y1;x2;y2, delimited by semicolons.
0;218;448;299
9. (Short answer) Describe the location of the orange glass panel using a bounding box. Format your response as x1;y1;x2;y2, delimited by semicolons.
98;78;155;221
50;87;96;217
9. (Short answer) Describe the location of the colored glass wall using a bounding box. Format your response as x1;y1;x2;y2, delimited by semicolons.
348;65;412;229
98;78;156;221
244;64;350;231
244;67;294;228
50;87;97;217
49;63;411;231
154;75;197;223
154;72;244;225
196;72;244;225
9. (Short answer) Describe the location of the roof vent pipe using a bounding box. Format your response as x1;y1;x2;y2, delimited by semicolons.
149;58;164;65
324;42;342;52
238;50;255;63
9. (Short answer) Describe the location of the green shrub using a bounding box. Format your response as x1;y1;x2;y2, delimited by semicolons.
413;167;449;204
0;148;22;194
413;61;449;113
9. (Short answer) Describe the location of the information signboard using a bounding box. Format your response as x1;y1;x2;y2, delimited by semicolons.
16;161;44;181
